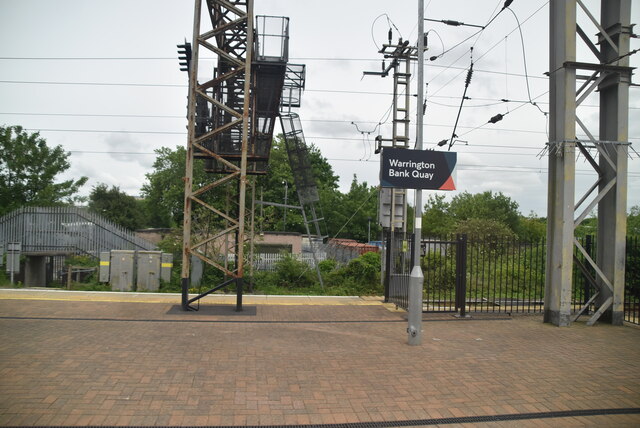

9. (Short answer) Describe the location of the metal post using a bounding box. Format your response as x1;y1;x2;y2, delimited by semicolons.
584;234;593;305
544;0;576;326
384;231;392;302
10;249;15;285
180;0;202;311
595;0;630;325
283;180;288;231
249;181;256;293
455;234;468;318
408;0;425;346
234;0;254;313
545;0;631;327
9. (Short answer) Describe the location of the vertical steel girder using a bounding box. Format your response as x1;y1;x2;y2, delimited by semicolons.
594;0;631;326
545;0;577;327
545;0;631;326
181;0;254;311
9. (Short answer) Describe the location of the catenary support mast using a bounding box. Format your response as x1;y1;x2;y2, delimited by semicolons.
545;0;632;326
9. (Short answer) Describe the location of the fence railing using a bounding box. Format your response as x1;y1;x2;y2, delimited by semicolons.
385;232;640;325
462;235;546;314
252;252;326;271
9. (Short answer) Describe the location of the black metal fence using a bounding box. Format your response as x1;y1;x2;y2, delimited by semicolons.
421;235;547;314
385;232;640;325
384;232;414;311
624;236;639;324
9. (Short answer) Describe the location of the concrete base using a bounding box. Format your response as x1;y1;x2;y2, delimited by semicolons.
543;309;571;327
595;310;624;326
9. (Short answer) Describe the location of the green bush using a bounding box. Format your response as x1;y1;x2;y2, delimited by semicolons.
323;251;382;295
249;252;383;296
65;254;98;268
273;254;317;288
421;250;456;291
318;258;338;274
343;252;380;283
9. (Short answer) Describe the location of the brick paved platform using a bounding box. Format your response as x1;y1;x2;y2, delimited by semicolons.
0;290;639;427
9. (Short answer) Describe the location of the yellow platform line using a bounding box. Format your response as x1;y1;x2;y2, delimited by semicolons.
0;289;388;306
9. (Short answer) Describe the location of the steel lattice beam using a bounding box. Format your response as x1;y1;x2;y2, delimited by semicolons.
545;0;632;326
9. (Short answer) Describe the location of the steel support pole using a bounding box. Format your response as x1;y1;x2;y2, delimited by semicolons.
596;0;630;325
235;0;254;312
408;0;425;346
544;0;576;326
180;0;202;311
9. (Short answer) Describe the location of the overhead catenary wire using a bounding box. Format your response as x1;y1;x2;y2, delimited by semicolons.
428;1;552;145
20;119;555;138
331;188;379;240
459;90;549;138
504;6;547;116
47;143;640;175
370;13;403;51
447;49;474;150
427;1;548;98
428;0;506;62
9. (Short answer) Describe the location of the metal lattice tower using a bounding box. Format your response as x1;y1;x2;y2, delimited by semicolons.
364;40;418;298
366;40;418;233
181;1;288;310
545;0;633;326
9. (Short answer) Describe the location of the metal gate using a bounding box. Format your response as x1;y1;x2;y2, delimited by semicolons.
421;235;467;314
385;232;467;314
384;232;414;310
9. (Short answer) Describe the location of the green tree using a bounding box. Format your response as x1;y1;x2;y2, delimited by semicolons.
518;212;546;241
88;184;145;230
422;193;455;236
455;218;516;238
0;125;88;216
141;138;341;233
449;191;521;233
140;146;207;227
255;137;340;235
330;176;379;242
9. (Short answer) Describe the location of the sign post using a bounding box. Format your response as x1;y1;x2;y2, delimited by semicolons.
381;147;456;345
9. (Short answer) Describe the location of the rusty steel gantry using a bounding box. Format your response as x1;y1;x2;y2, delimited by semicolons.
181;0;289;310
545;0;633;326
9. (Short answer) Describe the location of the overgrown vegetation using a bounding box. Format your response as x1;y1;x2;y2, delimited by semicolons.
249;251;382;296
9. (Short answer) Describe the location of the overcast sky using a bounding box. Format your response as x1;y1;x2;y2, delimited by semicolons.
0;0;638;217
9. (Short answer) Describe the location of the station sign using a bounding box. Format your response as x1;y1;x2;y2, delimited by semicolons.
380;147;457;190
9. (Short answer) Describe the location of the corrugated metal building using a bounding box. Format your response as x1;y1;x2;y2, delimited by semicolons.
0;206;156;286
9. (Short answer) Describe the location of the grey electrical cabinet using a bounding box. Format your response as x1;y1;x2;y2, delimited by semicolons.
6;242;21;274
160;253;173;283
99;251;110;283
136;251;161;292
0;244;4;267
110;250;135;291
